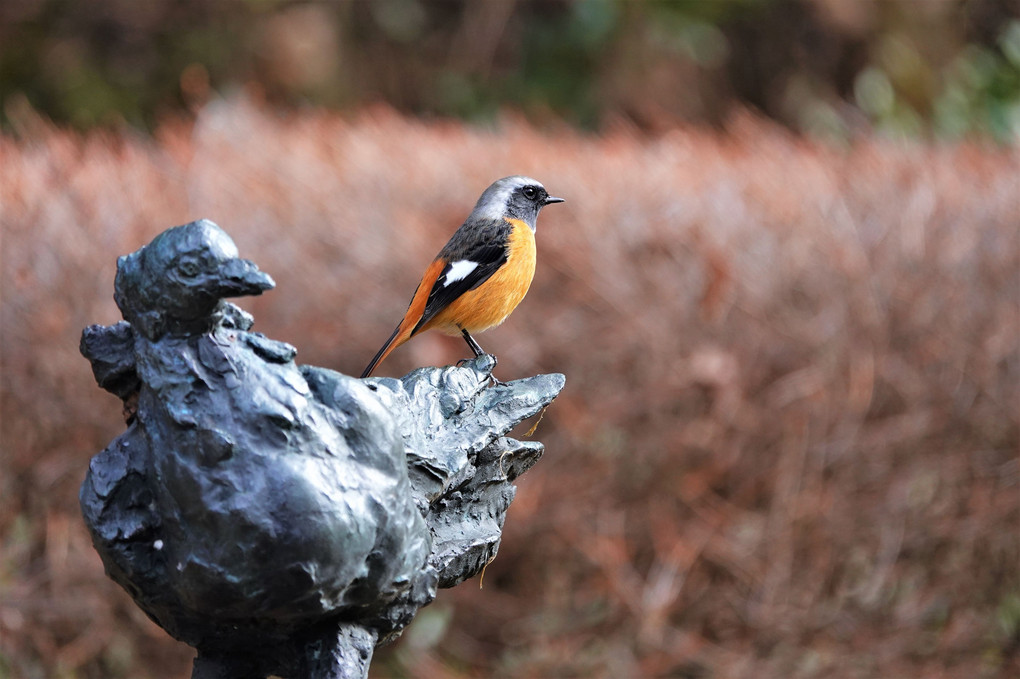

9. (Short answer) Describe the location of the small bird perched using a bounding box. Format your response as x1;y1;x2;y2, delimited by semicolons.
362;176;564;378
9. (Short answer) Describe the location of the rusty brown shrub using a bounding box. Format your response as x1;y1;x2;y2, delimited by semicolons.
1;99;1017;678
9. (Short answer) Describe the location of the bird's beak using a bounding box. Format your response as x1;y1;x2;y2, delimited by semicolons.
543;196;565;205
218;258;276;297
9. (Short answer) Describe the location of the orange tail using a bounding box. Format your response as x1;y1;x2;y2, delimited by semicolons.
361;259;447;378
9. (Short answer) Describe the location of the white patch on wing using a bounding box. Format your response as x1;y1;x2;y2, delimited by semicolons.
443;259;479;286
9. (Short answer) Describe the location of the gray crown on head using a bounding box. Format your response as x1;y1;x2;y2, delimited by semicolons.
470;176;563;228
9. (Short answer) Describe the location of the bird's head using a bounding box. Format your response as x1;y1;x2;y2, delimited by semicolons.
114;220;274;339
471;176;564;231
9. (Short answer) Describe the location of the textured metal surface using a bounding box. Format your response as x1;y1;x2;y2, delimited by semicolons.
79;220;563;678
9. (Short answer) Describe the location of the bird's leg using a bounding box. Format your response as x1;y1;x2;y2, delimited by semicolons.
459;329;504;386
461;329;486;358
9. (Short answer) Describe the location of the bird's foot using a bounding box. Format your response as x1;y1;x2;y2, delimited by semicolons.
456;352;496;369
454;353;504;387
469;354;504;387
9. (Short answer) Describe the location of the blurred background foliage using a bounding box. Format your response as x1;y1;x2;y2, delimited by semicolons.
3;2;1019;678
2;0;1019;142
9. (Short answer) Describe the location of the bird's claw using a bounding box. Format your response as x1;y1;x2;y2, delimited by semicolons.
456;353;503;387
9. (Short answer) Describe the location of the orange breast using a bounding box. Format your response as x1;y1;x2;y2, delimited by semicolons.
427;218;536;335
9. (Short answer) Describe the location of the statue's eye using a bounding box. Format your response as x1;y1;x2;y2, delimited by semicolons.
178;257;199;277
522;186;538;200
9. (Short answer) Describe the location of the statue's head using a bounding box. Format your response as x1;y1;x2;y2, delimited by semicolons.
114;220;274;339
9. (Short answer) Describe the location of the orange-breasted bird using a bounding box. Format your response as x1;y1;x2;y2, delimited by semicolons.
361;176;564;378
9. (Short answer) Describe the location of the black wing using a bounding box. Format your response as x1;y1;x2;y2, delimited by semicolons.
411;239;508;335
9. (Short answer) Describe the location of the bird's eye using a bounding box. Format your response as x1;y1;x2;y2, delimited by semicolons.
178;257;200;277
522;186;538;200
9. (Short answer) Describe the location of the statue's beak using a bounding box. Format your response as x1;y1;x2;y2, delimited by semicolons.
218;258;276;297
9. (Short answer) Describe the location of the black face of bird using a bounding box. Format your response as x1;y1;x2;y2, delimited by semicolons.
503;181;565;225
520;183;565;207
